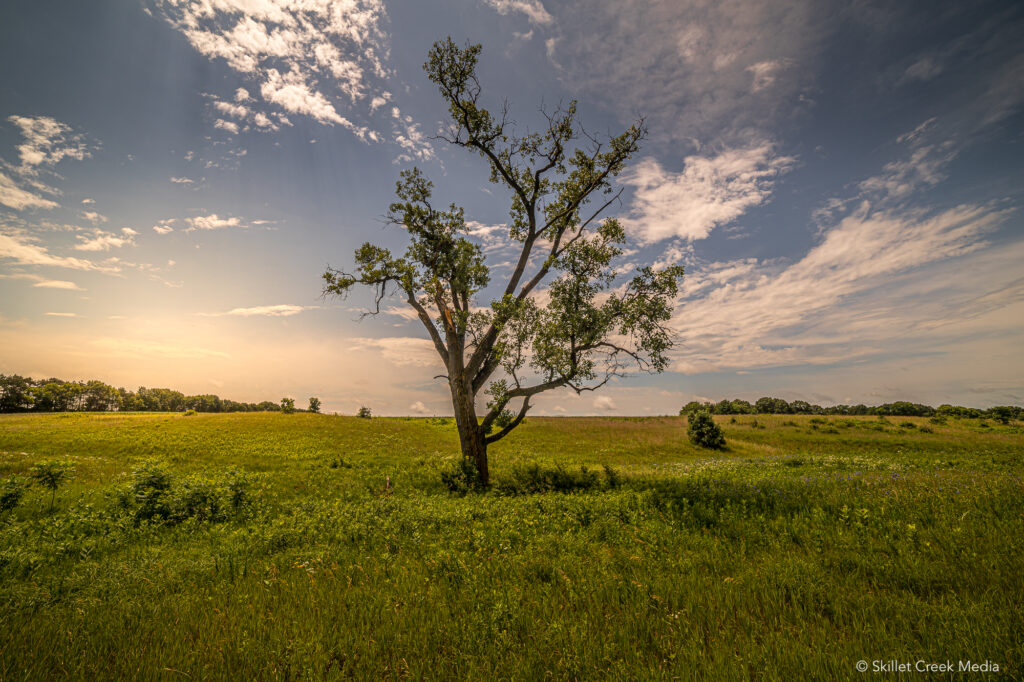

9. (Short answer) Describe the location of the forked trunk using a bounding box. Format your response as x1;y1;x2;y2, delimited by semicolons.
450;375;489;487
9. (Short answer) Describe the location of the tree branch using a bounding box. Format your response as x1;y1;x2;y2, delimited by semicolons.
484;396;532;445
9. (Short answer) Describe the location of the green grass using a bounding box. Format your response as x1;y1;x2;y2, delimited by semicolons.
0;412;1021;679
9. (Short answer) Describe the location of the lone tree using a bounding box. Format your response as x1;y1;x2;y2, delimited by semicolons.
324;39;684;486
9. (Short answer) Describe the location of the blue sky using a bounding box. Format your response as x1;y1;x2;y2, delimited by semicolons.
1;0;1022;415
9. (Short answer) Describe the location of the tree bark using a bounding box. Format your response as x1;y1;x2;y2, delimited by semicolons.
450;372;489;487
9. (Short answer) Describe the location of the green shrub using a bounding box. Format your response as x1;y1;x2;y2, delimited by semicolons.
172;476;224;522
183;409;198;416
899;421;917;429
280;397;296;414
440;457;480;494
1;477;28;514
357;406;373;419
688;410;725;449
494;462;602;495
222;467;255;512
131;460;174;521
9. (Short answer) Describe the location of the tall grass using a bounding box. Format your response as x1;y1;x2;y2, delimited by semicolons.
0;412;1021;679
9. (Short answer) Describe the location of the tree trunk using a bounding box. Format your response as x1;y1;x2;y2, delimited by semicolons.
450;374;489;487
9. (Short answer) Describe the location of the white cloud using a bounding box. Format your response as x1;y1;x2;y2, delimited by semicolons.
622;145;795;243
214;118;240;134
153;219;175;235
156;0;389;139
185;214;245;231
6;115;94;170
73;228;136;252
593;395;617;411
35;279;83;290
81;198;95;204
0;233;119;272
213;99;250;118
0;171;59;211
170;176;194;184
80;210;107;224
204;304;318;317
409;400;430;415
482;0;553;25
45;312;81;317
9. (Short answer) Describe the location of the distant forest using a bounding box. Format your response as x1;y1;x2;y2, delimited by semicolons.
681;398;1022;422
0;374;282;414
1;373;1019;419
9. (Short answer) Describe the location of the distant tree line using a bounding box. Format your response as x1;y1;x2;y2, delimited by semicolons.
680;398;1021;422
0;374;282;414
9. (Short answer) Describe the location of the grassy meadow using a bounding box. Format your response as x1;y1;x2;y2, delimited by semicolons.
0;412;1021;679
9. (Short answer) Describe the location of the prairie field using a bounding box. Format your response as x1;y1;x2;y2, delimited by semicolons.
0;412;1021;680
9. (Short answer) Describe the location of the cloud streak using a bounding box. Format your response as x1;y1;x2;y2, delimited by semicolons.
0;233;120;272
202;304;318;317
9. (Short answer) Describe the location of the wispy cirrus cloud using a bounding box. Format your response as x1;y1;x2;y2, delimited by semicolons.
0;232;120;272
547;0;832;144
201;304;318;317
0;271;84;290
0;171;58;211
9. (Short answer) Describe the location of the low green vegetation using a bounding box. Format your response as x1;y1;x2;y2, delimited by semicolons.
0;412;1021;679
686;409;726;449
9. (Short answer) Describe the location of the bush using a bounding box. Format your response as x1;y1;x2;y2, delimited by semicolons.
130;462;256;523
687;410;726;449
440;457;480;494
357;406;372;419
131;460;174;521
183;409;198;416
494;462;602;495
172;476;224;522
1;477;28;514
